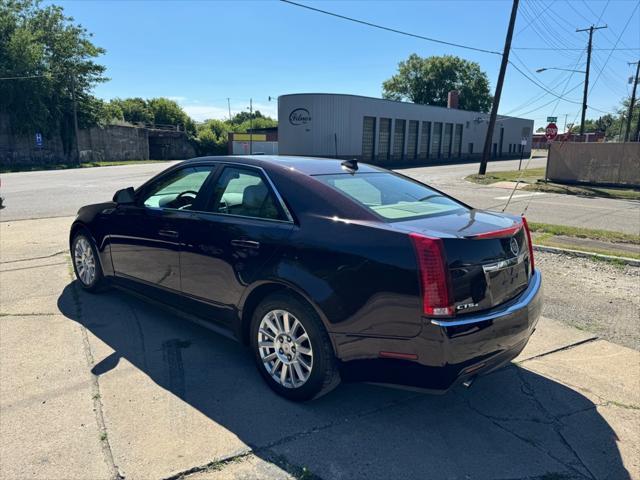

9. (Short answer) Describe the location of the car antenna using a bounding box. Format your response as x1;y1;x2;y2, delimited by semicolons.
341;158;358;172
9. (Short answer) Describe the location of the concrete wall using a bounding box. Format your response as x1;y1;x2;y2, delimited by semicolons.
547;142;640;187
0;115;66;166
78;125;149;163
148;130;195;160
278;93;534;166
0;114;194;167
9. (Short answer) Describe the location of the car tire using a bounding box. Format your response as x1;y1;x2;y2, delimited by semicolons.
250;292;341;401
71;230;105;293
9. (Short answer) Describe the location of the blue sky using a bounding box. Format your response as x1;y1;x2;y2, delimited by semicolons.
57;0;640;130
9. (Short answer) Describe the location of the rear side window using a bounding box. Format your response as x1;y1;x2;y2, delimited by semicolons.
315;172;465;221
208;167;287;221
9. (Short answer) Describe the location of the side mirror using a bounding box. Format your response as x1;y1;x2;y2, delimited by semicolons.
113;187;136;204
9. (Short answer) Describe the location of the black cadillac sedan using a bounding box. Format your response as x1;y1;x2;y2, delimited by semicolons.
70;156;542;401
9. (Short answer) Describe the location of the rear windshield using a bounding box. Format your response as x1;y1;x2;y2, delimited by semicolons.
314;172;466;221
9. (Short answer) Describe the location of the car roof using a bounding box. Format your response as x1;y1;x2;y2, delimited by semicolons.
183;155;385;176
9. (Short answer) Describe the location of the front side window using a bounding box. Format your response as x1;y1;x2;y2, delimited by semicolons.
142;166;214;210
209;167;286;221
315;172;465;221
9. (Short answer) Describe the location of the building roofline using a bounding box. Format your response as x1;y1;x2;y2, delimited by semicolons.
278;92;532;122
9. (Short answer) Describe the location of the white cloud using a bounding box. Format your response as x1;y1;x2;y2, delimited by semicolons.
182;104;232;122
181;100;278;122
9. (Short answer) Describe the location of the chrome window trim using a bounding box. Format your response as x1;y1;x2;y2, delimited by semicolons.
211;162;294;223
139;161;295;224
430;269;541;327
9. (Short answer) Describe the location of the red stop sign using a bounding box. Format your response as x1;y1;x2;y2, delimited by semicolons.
545;122;558;141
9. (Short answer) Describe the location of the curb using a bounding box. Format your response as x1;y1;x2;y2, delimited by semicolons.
533;244;640;267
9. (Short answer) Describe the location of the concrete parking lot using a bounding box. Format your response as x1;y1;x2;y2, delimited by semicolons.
1;212;639;480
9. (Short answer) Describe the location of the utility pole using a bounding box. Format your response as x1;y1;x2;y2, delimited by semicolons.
625;61;639;142
249;98;253;155
576;24;607;137
479;0;519;175
227;98;232;120
71;74;80;165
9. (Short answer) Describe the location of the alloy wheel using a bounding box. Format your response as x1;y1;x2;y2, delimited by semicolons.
74;237;96;286
257;309;313;388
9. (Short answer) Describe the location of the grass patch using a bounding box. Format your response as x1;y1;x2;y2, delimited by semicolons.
466;167;640;200
1;159;173;173
466;167;546;185
528;222;640;245
535;237;640;261
524;182;640;200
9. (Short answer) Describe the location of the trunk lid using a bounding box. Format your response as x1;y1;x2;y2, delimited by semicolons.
395;209;533;315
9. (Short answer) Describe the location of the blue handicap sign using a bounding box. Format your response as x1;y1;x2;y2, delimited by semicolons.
35;132;43;147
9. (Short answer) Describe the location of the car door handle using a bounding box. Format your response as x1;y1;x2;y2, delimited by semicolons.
158;229;179;239
231;239;260;249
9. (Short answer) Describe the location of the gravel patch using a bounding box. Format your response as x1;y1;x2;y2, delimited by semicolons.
536;251;640;350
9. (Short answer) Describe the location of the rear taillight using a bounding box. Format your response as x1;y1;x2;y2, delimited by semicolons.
522;216;535;271
471;223;523;239
409;233;454;317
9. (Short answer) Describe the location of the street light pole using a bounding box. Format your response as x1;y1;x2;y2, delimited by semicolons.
576;25;607;137
479;0;519;175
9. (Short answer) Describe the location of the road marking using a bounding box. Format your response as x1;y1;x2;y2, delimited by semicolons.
494;192;546;200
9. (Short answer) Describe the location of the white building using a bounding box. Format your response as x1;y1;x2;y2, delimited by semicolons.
278;93;533;165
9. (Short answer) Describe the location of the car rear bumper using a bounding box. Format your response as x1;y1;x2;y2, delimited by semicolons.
336;269;543;391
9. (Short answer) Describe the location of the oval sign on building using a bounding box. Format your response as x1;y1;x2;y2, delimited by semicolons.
289;108;311;126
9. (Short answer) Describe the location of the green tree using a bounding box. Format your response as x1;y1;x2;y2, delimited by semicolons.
382;54;492;112
148;97;191;129
108;98;153;124
229;110;268;125
195;119;229;155
0;0;107;158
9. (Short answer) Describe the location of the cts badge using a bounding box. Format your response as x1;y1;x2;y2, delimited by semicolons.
456;302;479;311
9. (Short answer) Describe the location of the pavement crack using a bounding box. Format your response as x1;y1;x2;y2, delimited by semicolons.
518;337;599;363
260;391;426;451
163;392;425;480
455;369;598;480
162;451;252;480
69;274;124;480
515;368;597;480
0;250;67;264
1;260;68;272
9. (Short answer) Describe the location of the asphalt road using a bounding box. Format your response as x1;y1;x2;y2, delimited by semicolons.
1;157;638;234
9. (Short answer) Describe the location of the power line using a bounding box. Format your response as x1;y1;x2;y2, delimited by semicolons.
280;0;502;56
281;0;632;120
507;59;584;105
512;47;639;51
588;1;640;96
